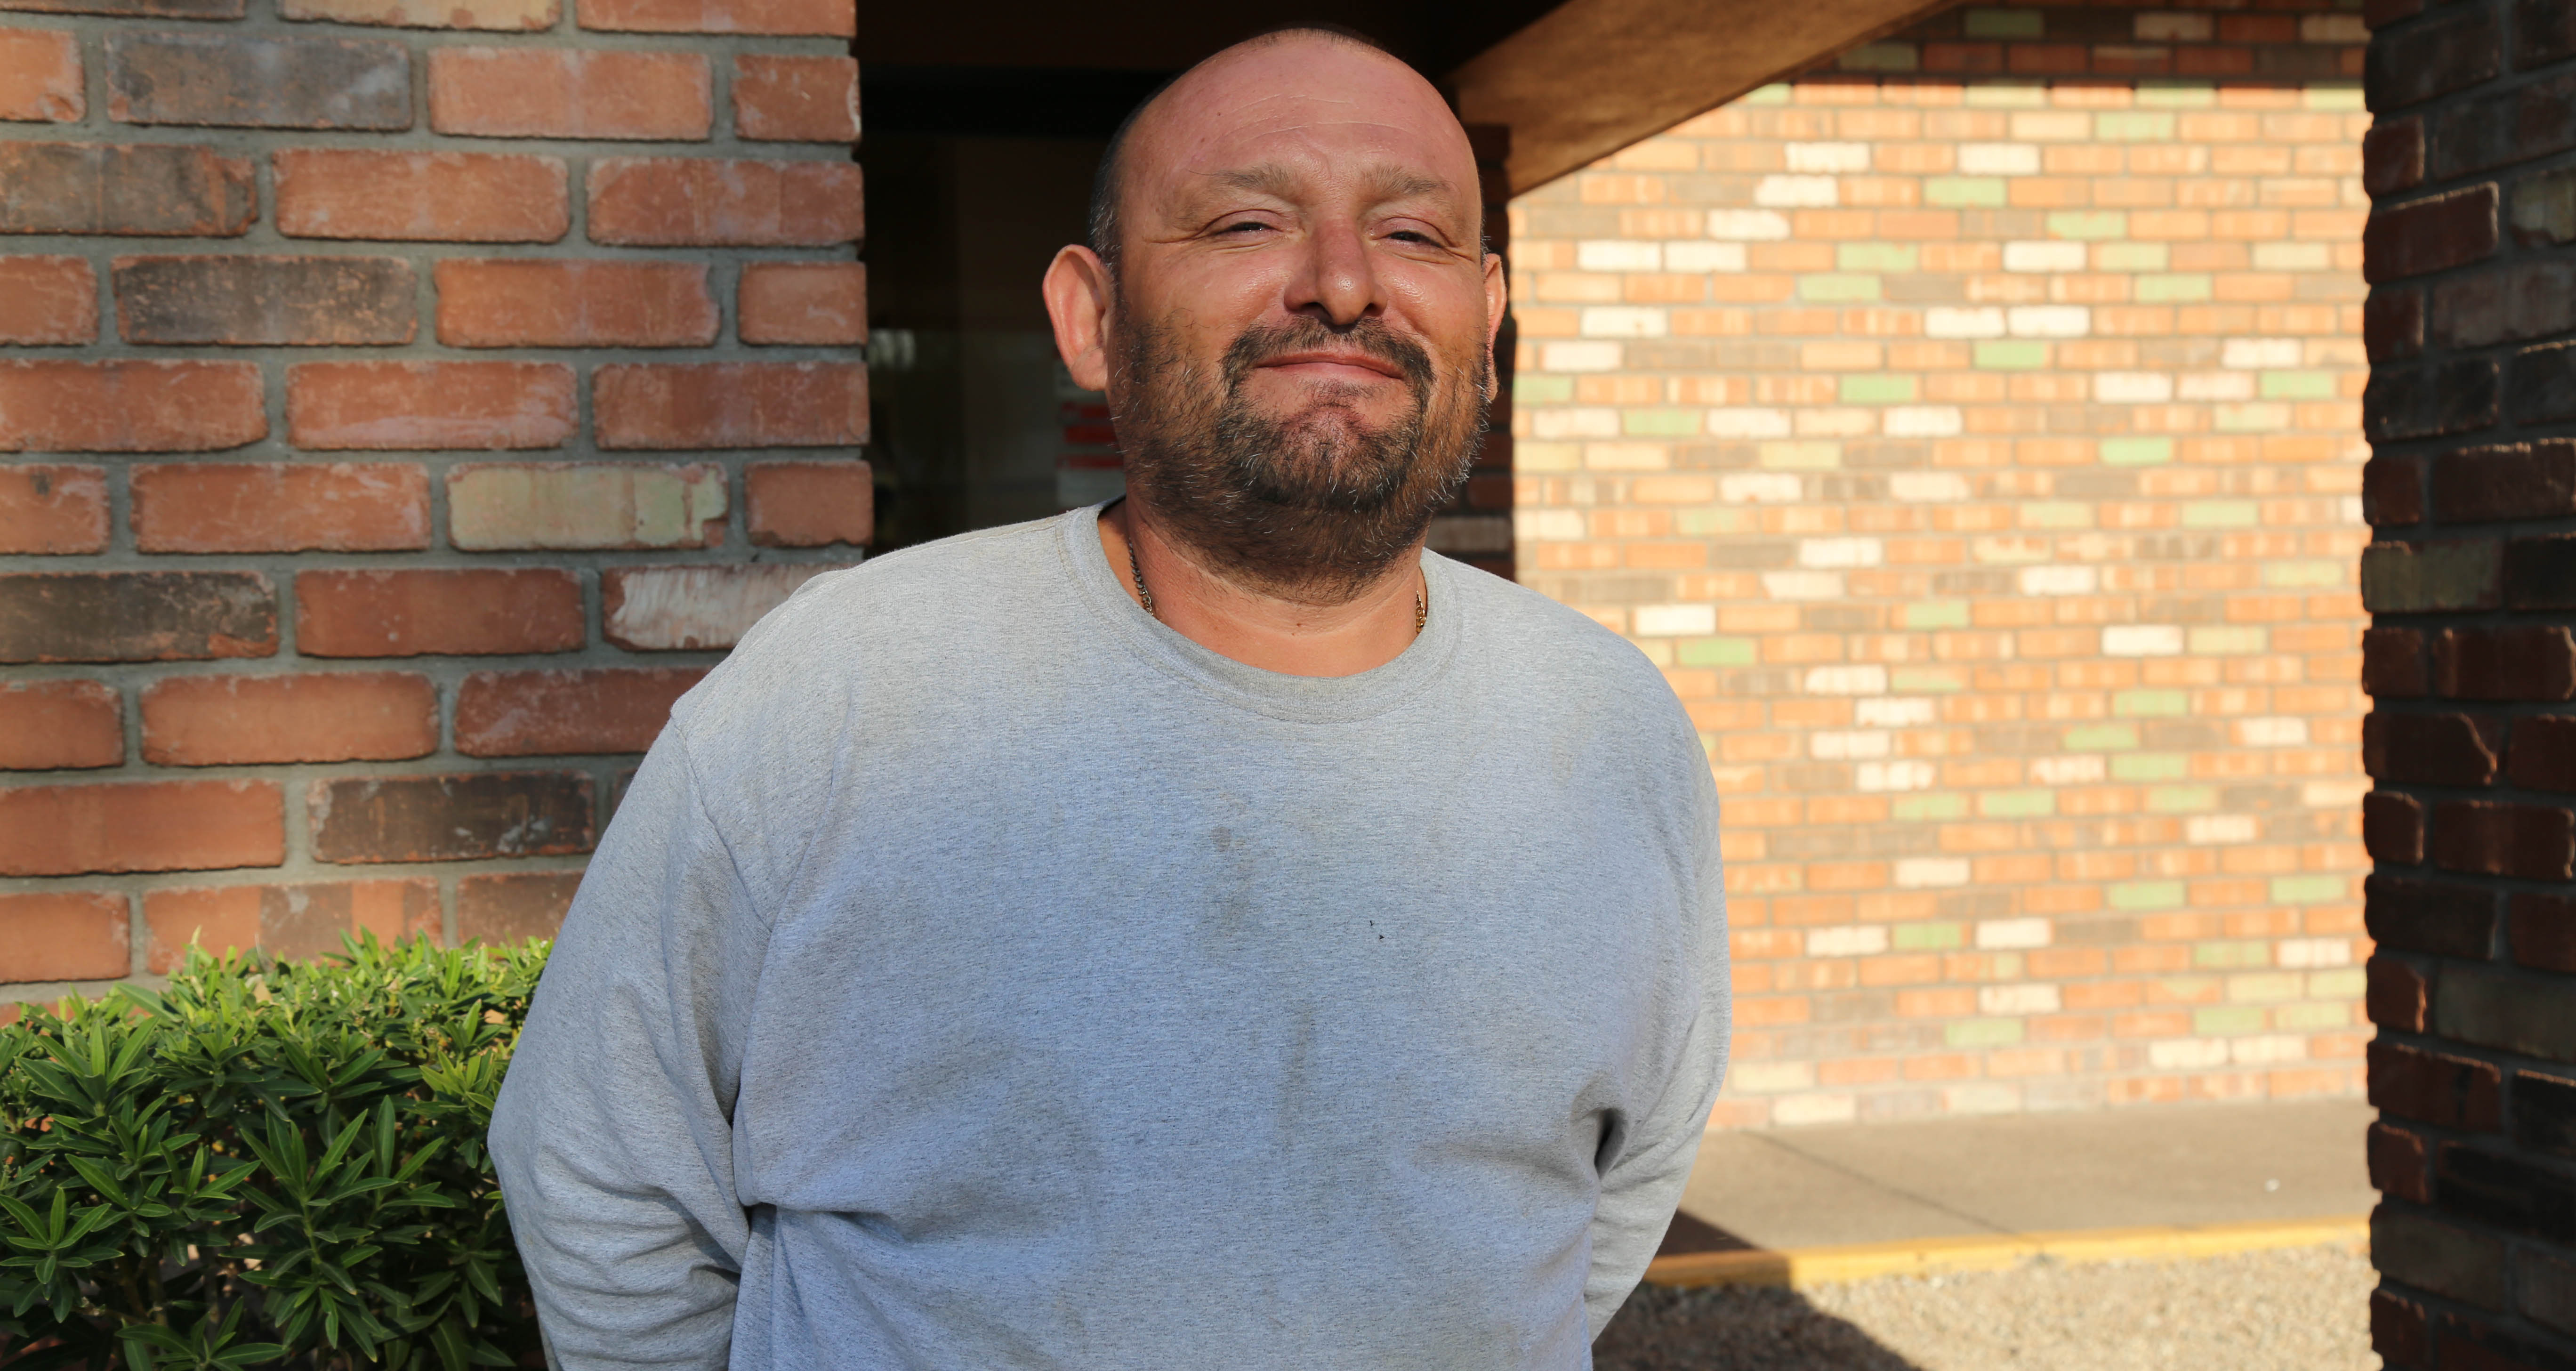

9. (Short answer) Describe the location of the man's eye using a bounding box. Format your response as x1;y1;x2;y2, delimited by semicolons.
1216;220;1270;235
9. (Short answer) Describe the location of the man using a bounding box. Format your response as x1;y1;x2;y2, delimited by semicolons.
490;27;1726;1369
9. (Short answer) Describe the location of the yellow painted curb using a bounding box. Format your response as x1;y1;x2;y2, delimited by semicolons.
1642;1213;2370;1290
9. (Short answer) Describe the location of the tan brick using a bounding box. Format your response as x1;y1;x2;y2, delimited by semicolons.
447;461;727;550
602;562;846;649
281;0;554;27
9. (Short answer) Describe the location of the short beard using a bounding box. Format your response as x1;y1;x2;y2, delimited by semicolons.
1109;306;1489;606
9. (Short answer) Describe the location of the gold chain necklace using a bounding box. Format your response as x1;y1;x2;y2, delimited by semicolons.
1127;539;1426;637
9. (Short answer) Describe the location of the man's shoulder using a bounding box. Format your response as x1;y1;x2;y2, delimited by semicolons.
1441;556;1678;701
666;513;1066;734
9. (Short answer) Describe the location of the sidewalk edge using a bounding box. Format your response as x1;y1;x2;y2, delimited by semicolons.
1642;1213;2371;1289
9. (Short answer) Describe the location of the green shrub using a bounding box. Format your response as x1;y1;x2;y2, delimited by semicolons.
0;934;548;1371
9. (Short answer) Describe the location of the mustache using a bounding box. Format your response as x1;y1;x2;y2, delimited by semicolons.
1217;317;1435;396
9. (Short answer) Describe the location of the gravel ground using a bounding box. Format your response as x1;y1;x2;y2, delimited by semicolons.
1595;1243;2379;1371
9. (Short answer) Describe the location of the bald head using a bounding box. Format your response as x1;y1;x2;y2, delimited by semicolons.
1087;29;1481;272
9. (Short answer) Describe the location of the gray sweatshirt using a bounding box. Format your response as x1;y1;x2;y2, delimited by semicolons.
487;504;1729;1371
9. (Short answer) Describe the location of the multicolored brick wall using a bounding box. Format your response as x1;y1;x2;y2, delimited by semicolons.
2356;0;2576;1346
1508;3;2379;1125
0;0;867;994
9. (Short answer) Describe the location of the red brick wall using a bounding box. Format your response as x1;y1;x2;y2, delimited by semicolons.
1510;3;2375;1124
0;0;866;990
2359;0;2576;1348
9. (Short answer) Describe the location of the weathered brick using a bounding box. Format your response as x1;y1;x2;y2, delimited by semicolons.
746;459;872;547
2366;3;2499;110
3;0;236;15
105;33;411;130
2367;626;2430;697
434;259;716;347
427;48;710;140
2429;260;2576;349
2435;1145;2576;1245
731;55;855;142
2372;1039;2504;1128
2434;799;2576;879
2367;873;2497;958
0;360;264;452
0;680;121;770
2522;0;2576;67
2365;117;2424;196
2525;1248;2576;1342
458;871;582;944
143;879;436;971
737;261;863;344
288;361;575;451
2521;1069;2576;1158
0;142;253;236
2365;185;2499;284
2361;540;2503;613
2426;72;2576;182
595;362;865;448
130;462;429;553
0;891;128;984
446;462;727;550
2370;954;2431;1032
2433;442;2576;522
2367;286;2425;364
0;572;274;664
2374;1204;2507;1307
0;465;107;555
455;666;705;756
2507;535;2576;609
142;672;436;766
2373;1120;2433;1202
113;256;414;346
2367;790;2428;864
602;563;842;650
2509;715;2576;791
275;149;568;243
2373;1288;2429;1370
296;567;583;657
2512;167;2576;246
309;771;593;863
2512;892;2576;973
2438;964;2576;1063
2366;711;2501;786
0;779;282;875
2437;627;2576;700
281;0;551;28
2364;359;2498;441
2366;455;2425;525
577;0;850;35
2506;341;2576;424
0;257;94;344
588;156;862;246
0;28;82;122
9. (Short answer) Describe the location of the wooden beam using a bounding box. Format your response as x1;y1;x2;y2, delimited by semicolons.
1448;0;1959;194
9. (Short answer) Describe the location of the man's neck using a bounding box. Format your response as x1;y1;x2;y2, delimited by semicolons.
1096;500;1426;678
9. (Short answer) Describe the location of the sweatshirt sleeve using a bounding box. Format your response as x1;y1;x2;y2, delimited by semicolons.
488;724;773;1369
1584;779;1730;1338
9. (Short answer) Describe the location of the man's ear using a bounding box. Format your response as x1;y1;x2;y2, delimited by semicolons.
1481;250;1508;403
1045;245;1117;393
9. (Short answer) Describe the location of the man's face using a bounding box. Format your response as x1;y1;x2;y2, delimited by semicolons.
1094;38;1505;599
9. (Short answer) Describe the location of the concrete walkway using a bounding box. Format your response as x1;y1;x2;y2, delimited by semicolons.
1661;1097;2375;1258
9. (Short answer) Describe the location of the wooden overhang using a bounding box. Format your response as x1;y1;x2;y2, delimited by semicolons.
863;0;1962;194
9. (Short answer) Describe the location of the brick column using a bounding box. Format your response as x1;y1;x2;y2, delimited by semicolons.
0;0;866;989
2360;0;2576;1356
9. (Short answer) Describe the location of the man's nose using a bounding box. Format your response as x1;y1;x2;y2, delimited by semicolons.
1288;218;1381;327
